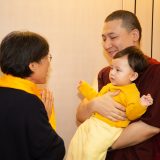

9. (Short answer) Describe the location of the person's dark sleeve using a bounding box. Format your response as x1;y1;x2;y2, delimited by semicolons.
26;96;65;160
138;64;160;128
98;66;110;91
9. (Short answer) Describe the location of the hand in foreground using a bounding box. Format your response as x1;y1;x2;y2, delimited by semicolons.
41;89;54;119
90;90;126;121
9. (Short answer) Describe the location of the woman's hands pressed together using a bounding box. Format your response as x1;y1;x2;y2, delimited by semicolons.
41;88;54;119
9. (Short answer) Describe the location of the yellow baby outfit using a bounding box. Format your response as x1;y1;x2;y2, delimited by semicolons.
66;81;147;160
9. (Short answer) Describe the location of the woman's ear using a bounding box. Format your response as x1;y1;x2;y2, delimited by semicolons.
130;72;138;82
29;62;38;72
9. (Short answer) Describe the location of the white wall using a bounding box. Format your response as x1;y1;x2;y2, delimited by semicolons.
0;0;123;150
0;0;159;154
136;0;153;56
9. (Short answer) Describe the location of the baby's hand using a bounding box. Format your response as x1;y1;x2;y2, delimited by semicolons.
140;94;153;107
77;80;84;89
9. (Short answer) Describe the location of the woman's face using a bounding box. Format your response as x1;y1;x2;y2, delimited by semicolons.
28;54;52;84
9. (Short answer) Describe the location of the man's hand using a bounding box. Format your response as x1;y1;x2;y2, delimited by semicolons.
76;90;126;123
91;90;126;121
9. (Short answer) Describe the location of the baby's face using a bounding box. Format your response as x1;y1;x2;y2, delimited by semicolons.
109;55;136;86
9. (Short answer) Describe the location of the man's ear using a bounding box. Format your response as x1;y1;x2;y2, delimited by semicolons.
131;29;140;42
130;72;138;82
29;62;38;72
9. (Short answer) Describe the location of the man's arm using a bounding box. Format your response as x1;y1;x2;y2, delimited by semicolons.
76;92;126;123
76;98;94;123
112;121;160;149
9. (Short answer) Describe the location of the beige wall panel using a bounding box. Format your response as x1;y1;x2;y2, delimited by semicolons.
152;0;160;61
122;0;135;12
0;0;124;151
136;0;153;56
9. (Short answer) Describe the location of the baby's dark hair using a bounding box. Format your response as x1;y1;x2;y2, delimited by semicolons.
113;46;148;73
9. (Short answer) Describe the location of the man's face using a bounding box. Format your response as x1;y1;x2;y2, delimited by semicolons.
102;19;138;58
